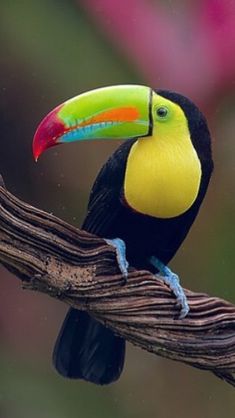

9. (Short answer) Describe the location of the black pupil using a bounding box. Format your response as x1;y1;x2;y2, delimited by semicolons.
157;107;168;117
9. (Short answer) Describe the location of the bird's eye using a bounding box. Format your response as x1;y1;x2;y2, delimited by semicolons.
156;106;169;119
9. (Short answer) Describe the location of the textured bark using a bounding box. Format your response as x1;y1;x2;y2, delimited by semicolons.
0;177;235;387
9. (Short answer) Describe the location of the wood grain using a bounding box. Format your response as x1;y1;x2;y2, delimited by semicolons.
0;182;234;387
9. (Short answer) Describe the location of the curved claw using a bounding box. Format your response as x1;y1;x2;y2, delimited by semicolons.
104;238;129;278
149;256;190;318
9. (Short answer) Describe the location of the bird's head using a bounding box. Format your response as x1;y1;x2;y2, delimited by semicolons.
32;85;197;161
33;84;213;219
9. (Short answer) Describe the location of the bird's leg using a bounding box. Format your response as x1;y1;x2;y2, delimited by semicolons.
104;238;129;279
149;256;189;319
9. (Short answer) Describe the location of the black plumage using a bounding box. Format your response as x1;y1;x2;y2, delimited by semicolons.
53;91;213;384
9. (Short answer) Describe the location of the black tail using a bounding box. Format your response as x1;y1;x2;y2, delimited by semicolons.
53;308;125;385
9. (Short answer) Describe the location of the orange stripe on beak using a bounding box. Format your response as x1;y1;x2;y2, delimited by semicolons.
79;107;140;127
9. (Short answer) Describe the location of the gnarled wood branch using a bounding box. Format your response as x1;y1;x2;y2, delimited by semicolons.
0;176;235;387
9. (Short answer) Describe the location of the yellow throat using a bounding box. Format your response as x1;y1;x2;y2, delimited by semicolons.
124;102;202;219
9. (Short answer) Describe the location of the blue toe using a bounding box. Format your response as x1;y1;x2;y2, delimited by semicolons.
150;256;189;318
105;238;129;278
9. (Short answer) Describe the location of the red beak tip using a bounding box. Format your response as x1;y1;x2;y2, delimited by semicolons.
32;146;39;162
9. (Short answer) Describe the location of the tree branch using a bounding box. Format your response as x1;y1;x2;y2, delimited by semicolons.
0;177;235;387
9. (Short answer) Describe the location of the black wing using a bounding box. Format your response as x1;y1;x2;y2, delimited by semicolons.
82;138;136;235
53;139;136;384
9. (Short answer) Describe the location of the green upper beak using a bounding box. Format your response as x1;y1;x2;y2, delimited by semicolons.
33;85;152;161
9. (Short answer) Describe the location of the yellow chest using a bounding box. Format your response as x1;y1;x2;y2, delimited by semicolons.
124;133;202;219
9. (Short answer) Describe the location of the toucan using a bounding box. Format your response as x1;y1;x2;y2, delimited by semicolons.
33;85;213;385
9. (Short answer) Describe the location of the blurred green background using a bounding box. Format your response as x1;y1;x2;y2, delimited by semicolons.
0;1;235;417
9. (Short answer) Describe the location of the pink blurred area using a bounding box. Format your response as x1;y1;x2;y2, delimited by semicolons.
80;0;235;106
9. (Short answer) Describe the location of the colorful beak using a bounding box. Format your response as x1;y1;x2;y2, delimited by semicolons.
33;85;152;161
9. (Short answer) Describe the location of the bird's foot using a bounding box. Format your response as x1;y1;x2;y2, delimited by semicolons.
150;256;189;319
104;238;129;279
